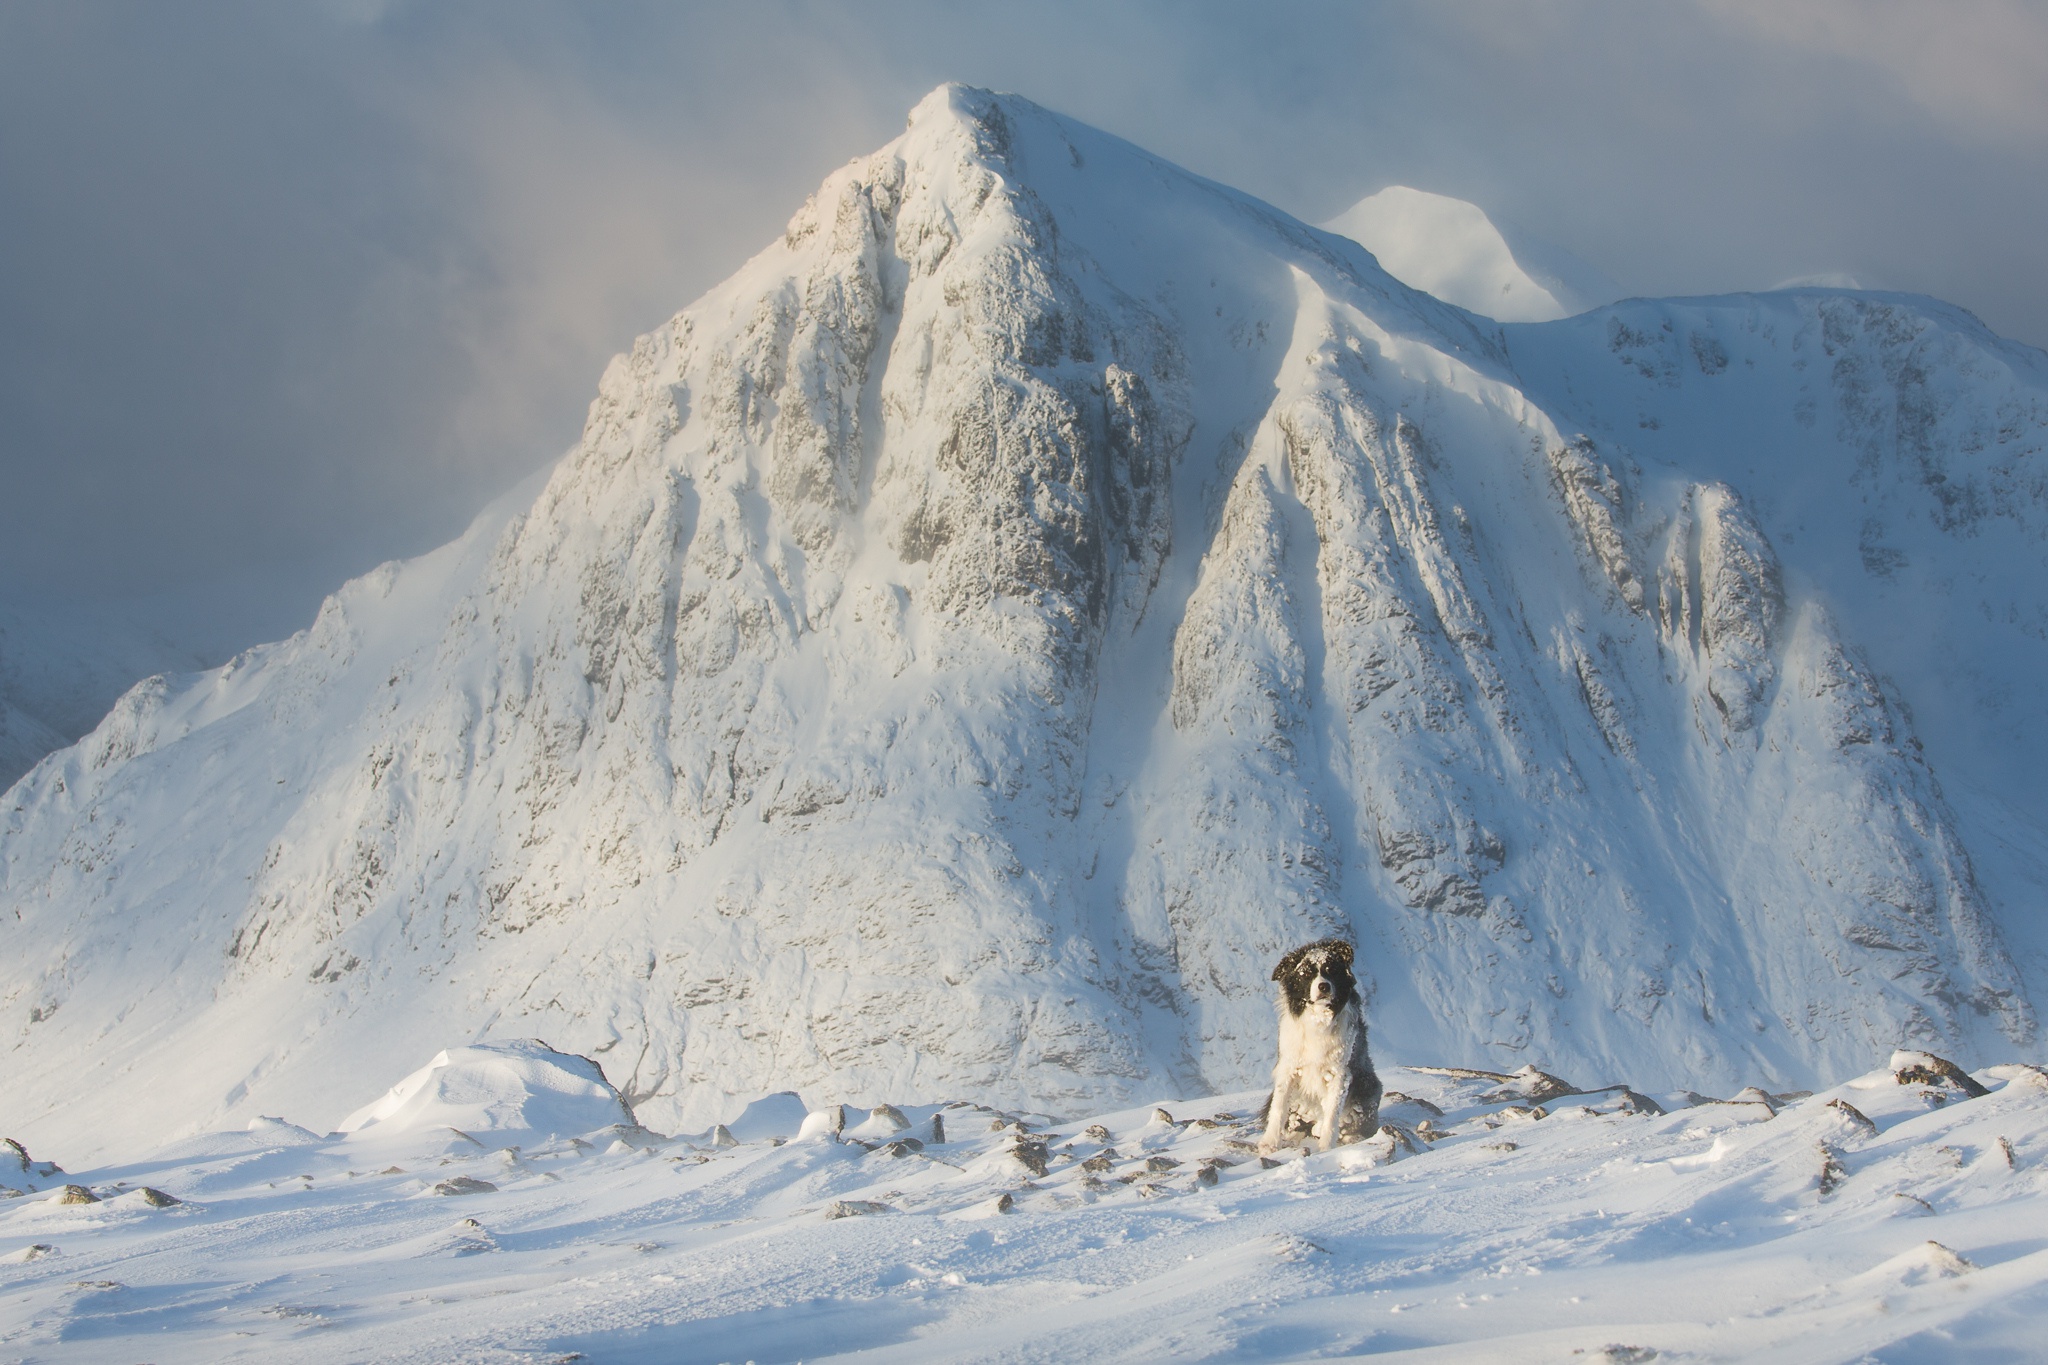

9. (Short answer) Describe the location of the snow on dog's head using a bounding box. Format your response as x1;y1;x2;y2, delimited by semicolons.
338;1040;634;1149
1272;939;1359;1016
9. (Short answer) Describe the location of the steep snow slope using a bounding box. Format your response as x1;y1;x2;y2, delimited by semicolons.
3;86;2044;1161
0;602;202;789
1322;185;1618;322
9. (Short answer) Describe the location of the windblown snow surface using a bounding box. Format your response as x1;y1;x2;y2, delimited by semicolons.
4;1041;2047;1362
6;84;2048;1354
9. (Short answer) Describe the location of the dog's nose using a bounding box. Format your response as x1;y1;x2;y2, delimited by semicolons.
1312;978;1331;998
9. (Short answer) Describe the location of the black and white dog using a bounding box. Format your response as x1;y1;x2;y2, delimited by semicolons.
1257;938;1383;1154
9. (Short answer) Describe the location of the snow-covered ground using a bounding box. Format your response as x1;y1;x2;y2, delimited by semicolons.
4;1041;2044;1362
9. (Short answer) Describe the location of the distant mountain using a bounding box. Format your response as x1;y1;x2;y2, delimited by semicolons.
0;601;202;789
5;86;2044;1161
1322;185;1622;322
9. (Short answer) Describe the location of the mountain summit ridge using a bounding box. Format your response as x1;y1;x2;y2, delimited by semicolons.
4;85;2043;1159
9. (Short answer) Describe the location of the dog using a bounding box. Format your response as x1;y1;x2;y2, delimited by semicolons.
1257;938;1383;1154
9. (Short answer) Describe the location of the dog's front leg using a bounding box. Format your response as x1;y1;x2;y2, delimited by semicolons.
1315;1070;1347;1153
1258;1070;1298;1155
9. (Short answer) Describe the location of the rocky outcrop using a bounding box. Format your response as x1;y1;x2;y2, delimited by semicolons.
0;87;2040;1156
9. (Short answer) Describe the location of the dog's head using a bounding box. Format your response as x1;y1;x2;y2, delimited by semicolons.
1272;938;1358;1016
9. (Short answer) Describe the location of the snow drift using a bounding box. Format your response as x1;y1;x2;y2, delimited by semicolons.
4;85;2047;1159
336;1039;634;1148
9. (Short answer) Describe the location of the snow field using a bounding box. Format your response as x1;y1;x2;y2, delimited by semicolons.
4;1048;2046;1362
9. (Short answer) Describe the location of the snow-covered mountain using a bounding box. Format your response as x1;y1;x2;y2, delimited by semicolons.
1321;185;1620;322
0;602;203;790
6;85;2046;1160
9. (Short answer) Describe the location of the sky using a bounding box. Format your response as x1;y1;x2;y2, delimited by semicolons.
3;0;2045;657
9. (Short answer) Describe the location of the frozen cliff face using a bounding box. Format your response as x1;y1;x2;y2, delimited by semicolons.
2;86;2043;1160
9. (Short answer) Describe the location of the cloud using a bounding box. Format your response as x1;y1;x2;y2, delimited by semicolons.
1700;0;2048;141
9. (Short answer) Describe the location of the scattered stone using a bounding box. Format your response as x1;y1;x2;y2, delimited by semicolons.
1377;1122;1423;1155
1725;1087;1779;1114
1188;1118;1221;1130
1480;1066;1576;1104
1259;1156;1287;1169
1891;1050;1990;1098
379;1166;406;1175
709;1124;739;1148
823;1199;894;1219
930;1115;946;1145
1817;1142;1849;1197
867;1104;910;1131
8;1244;56;1262
54;1185;99;1205
798;1105;847;1141
1144;1155;1181;1173
1382;1091;1446;1117
1825;1099;1877;1137
1151;1108;1177;1126
1270;1233;1330;1261
431;1176;498;1196
136;1187;181;1207
1863;1240;1976;1285
990;1192;1014;1214
1994;1064;2048;1093
1890;1192;1935;1216
1083;1124;1111;1143
1222;1139;1261;1155
1612;1090;1665;1116
1590;1346;1657;1363
878;1139;924;1158
1135;1182;1169;1199
1996;1137;2017;1169
1483;1142;1519;1153
447;1217;497;1256
1412;1066;1514;1083
1081;1154;1115;1174
1913;1242;1974;1275
69;1279;123;1291
1195;1165;1219;1187
1009;1140;1049;1178
1211;1112;1238;1124
1491;1105;1548;1124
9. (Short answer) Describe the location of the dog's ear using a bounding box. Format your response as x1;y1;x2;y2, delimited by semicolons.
1329;940;1354;967
1272;947;1300;982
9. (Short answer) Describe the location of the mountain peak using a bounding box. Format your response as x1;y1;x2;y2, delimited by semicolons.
1323;185;1620;321
4;89;2043;1161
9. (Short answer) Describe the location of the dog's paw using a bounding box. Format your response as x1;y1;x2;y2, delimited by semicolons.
1256;1137;1281;1156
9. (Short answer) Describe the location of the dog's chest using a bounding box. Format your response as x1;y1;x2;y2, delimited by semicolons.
1277;1004;1356;1090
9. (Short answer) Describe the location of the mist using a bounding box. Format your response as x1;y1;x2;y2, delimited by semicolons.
3;0;2042;656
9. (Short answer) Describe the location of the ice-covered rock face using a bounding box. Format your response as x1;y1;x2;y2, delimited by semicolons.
2;85;2044;1160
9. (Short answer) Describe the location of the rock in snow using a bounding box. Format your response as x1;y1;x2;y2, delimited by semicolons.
2;85;2047;1161
337;1040;634;1149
